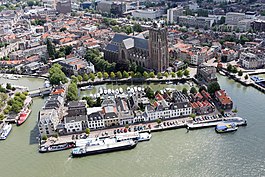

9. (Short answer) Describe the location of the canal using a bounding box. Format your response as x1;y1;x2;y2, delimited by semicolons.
0;75;264;177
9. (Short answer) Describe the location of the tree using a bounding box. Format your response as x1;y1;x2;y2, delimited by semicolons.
71;75;78;83
60;27;67;32
27;0;35;7
156;118;162;125
67;82;78;101
177;70;183;78
238;70;243;76
6;83;11;90
157;72;162;78
164;72;169;78
0;114;4;120
133;23;143;32
191;113;196;120
46;39;56;59
97;72;103;79
244;75;249;80
183;70;190;77
123;71;129;78
103;72;109;79
143;71;149;79
227;64;233;72
231;66;238;74
182;88;188;95
219;16;225;24
145;86;155;99
207;81;220;94
0;85;6;93
171;72;176;78
110;72;116;79
85;128;90;135
129;62;137;73
190;87;197;94
49;64;67;85
134;72;142;78
83;73;89;81
116;71;122;79
77;75;83;82
89;73;95;81
149;72;155;78
42;135;48;141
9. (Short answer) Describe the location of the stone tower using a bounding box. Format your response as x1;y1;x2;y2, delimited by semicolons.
148;25;169;72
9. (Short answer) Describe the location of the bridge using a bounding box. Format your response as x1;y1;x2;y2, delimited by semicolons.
28;87;52;97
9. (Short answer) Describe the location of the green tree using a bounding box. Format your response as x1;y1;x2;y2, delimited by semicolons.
89;73;95;81
110;72;116;79
231;66;238;74
123;71;129;78
182;88;188;95
190;87;197;94
49;64;67;85
207;81;220;94
227;64;233;72
156;118;162;125
103;72;109;79
157;72;162;78
171;72;176;78
244;74;249;80
6;83;11;90
85;128;90;135
143;71;149;79
77;75;83;82
129;62;137;73
191;113;196;120
67;82;78;101
46;39;56;59
97;72;102;79
60;27;67;32
42;135;48;141
149;72;155;78
164;72;169;78
116;71;122;79
177;70;183;78
183;69;190;77
145;86;155;99
71;75;78;83
238;70;243;76
83;73;89;81
133;23;143;32
0;114;4;120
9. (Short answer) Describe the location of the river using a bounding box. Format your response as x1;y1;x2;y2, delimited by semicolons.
0;75;264;177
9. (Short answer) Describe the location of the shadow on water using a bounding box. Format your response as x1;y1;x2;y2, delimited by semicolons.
29;121;39;145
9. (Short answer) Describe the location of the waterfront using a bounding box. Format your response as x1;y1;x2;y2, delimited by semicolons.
0;76;45;90
0;75;265;177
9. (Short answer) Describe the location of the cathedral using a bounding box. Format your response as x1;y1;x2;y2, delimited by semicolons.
103;26;169;72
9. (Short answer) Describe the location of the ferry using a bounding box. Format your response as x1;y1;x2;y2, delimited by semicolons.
224;117;247;126
215;122;238;133
115;132;152;142
39;142;75;153
0;124;12;140
71;138;137;157
17;108;32;126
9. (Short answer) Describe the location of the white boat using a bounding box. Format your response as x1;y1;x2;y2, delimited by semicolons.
116;132;152;142
99;87;103;95
134;87;138;92
44;81;50;88
127;87;130;92
103;89;107;95
137;87;141;92
215;122;238;133
119;87;123;93
224;117;247;126
0;124;12;140
80;85;93;91
166;81;173;85
111;89;115;94
107;89;111;95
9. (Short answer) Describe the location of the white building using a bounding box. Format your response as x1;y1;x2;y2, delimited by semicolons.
132;9;163;19
240;52;264;69
87;112;105;129
38;109;59;137
225;12;246;26
167;7;183;24
64;115;87;133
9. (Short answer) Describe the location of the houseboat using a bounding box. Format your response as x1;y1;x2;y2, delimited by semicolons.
39;142;75;153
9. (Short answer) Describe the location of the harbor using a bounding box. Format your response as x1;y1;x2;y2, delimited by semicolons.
0;75;264;177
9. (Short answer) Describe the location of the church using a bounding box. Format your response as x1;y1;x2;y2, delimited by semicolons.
103;26;169;72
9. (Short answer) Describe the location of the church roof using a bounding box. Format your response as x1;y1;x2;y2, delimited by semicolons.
105;43;119;52
111;33;149;50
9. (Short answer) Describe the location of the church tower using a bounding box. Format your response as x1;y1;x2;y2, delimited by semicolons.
148;24;169;72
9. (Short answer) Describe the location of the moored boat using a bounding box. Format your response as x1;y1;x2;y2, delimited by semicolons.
71;138;137;157
215;122;238;133
17;108;32;126
115;132;152;142
224;117;247;126
0;124;12;140
39;142;75;153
